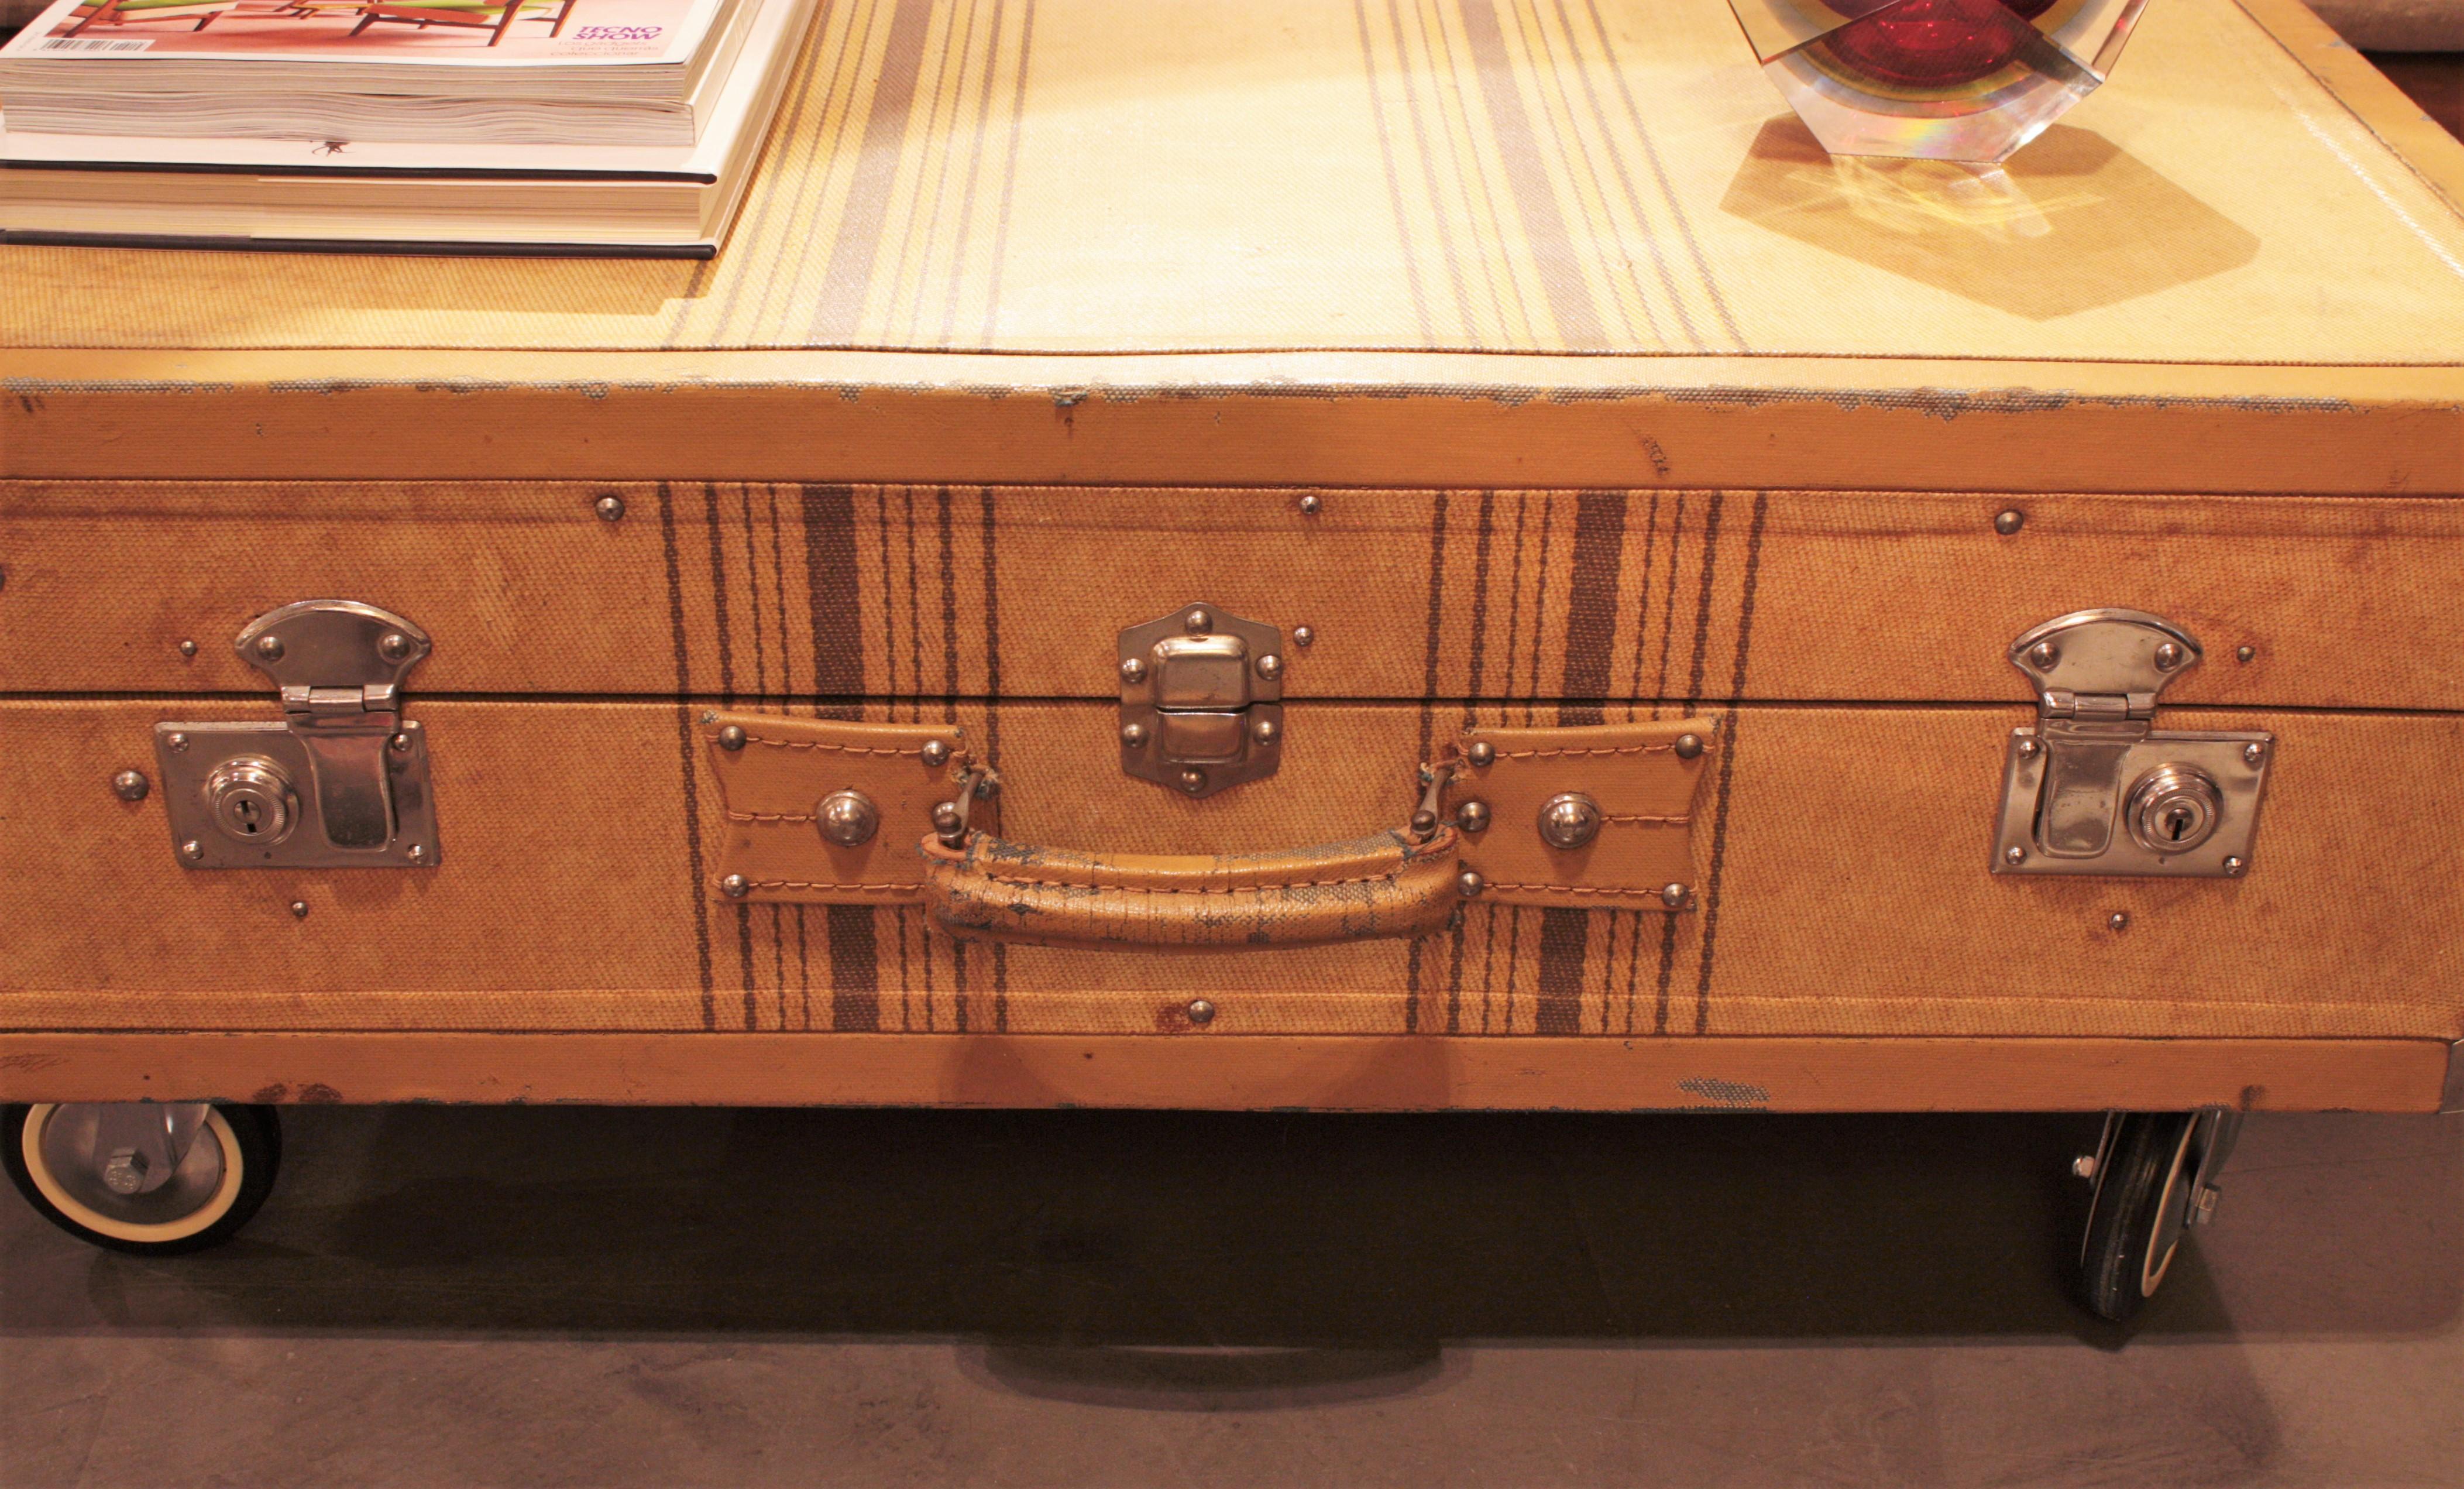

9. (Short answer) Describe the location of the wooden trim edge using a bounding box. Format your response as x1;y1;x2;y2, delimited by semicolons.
0;1033;2446;1114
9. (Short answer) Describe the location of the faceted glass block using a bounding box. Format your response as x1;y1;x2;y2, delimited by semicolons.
1728;0;2152;162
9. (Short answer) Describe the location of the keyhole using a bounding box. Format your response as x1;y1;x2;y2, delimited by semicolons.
232;798;262;835
2163;804;2194;842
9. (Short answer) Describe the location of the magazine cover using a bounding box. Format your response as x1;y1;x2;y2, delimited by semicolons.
0;0;724;67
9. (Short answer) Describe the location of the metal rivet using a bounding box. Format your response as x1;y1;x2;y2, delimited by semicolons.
1465;740;1496;769
1187;999;1216;1025
816;789;880;849
1178;767;1207;793
1298;495;1323;516
1122;722;1149;747
2016;736;2042;759
1456;870;1484;898
1661;883;1690;910
166;732;191;753
2243;743;2264;767
1184;609;1212;634
1673;733;1704;760
1994;509;2026;536
1252;717;1278;744
178;639;198;658
2236;646;2256;664
180;839;205;862
922;739;953;768
2027;640;2059;671
717;725;748;752
1456;800;1490;833
2223;856;2247;877
2153;641;2185;673
1537;792;1603;851
1411;808;1439;837
254;634;286;662
931;802;964;836
1120;656;1149;684
2108;911;2130;932
594;494;626;522
720;874;750;899
111;769;150;802
1293;626;1315;649
390;733;414;754
290;901;310;920
377;632;414;664
1255;653;1282;681
2003;845;2026;866
407;845;427;864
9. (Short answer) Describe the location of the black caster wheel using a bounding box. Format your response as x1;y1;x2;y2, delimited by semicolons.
2075;1110;2201;1323
3;1103;281;1256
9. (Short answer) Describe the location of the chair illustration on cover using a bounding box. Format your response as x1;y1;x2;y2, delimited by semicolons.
348;0;575;43
60;0;236;33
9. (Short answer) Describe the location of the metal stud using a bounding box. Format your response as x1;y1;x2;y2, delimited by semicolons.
2016;736;2042;759
178;640;198;658
2222;856;2247;877
921;739;953;768
180;839;205;863
1178;767;1207;794
2236;646;2257;664
816;789;881;849
931;802;964;839
2003;845;2026;866
290;900;310;920
390;733;414;753
166;732;190;754
1456;870;1485;898
720;874;750;899
1120;656;1149;684
2153;641;2185;673
1456;800;1491;833
1660;883;1691;910
1121;722;1149;747
2242;743;2264;767
1537;792;1603;851
111;769;150;802
1298;495;1323;516
1673;733;1704;760
2027;640;2059;671
1252;718;1278;744
1465;740;1496;769
1184;609;1212;634
254;634;286;662
407;845;427;864
1255;653;1283;681
1187;999;1216;1025
1293;626;1315;649
594;494;627;522
1411;808;1439;838
717;725;748;752
1993;509;2026;536
2108;911;2130;932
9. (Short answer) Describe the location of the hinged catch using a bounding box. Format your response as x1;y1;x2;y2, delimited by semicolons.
153;601;441;869
1118;603;1284;798
1993;609;2270;879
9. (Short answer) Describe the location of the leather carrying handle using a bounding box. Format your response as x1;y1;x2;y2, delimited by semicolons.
920;827;1465;949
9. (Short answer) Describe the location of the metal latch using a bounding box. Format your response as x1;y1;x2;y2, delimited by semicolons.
154;601;442;869
1118;603;1284;797
1992;609;2270;878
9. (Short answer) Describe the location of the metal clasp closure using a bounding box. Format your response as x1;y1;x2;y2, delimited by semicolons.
1118;603;1284;797
154;601;442;869
1992;609;2271;879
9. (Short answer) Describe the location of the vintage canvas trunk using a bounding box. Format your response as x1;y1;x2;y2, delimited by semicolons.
4;0;2462;1153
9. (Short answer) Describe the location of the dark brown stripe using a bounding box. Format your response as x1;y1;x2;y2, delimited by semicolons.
1498;904;1524;1034
657;483;717;1031
980;486;1001;759
810;0;936;341
1616;911;1641;1033
1623;490;1660;719
1462;490;1497;728
1527;493;1555;721
736;902;758;1031
1558;490;1625;723
1455;0;1608;350
1444;917;1468;1034
936;488;961;709
1407;489;1451;1033
1682;490;1725;709
740;489;769;695
1352;0;1437;344
1650;492;1685;712
977;0;1037;346
1477;900;1501;1034
827;905;881;1031
1500;493;1529;709
1651;908;1678;1034
793;905;812;1030
877;490;901;706
703;484;739;707
1692;493;1768;1034
800;484;866;712
766;488;793;698
1534;907;1587;1034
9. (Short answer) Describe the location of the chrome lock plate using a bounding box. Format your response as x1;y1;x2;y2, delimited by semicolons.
156;600;442;869
1119;603;1283;797
1992;609;2270;879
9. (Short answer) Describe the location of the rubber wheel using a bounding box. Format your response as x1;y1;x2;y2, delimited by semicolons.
2;1103;281;1256
2077;1110;2200;1323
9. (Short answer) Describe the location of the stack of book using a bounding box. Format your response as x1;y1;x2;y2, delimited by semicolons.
0;0;815;253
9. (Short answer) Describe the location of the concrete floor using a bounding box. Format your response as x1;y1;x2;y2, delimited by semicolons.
2;1106;2456;1487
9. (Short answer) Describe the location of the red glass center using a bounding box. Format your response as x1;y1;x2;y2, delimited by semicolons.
1823;0;2058;88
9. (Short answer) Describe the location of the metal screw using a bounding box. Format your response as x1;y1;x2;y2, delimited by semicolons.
407;845;427;864
1121;656;1149;685
2108;911;2130;932
166;732;190;754
2243;743;2264;767
1456;870;1485;898
720;874;750;899
1184;609;1212;634
2003;845;2026;866
178;639;198;658
1466;740;1496;769
1252;718;1278;744
931;802;964;837
1411;808;1440;837
2153;641;2185;673
255;634;286;662
1256;653;1283;681
594;494;627;522
180;839;205;862
290;900;310;920
2223;856;2247;877
1293;626;1315;649
2191;1186;2221;1226
2017;736;2042;759
1673;733;1704;761
1178;767;1207;793
377;632;414;663
717;725;748;752
101;1151;147;1196
921;739;953;768
1661;883;1690;910
1298;495;1323;516
816;789;880;848
1187;999;1216;1025
1122;722;1149;747
1537;792;1603;851
1456;800;1491;833
2027;641;2059;671
390;733;414;753
1993;509;2026;536
2236;646;2257;665
111;769;150;802
2071;1154;2098;1180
